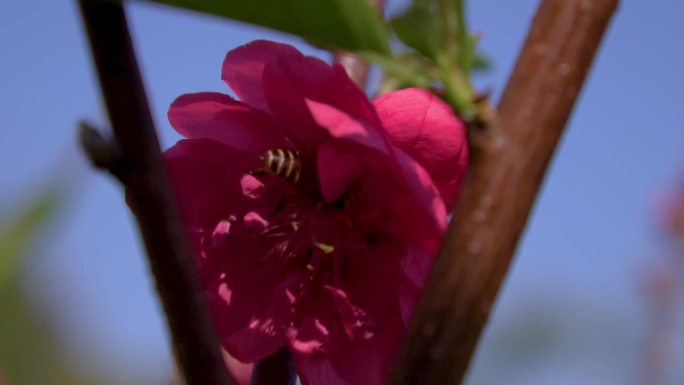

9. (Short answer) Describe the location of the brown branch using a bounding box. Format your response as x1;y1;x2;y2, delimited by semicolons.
77;1;233;385
387;0;619;384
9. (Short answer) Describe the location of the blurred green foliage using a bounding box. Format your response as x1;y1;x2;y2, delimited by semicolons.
0;192;57;290
388;0;490;122
141;0;491;125
145;0;391;55
0;191;112;385
391;2;444;62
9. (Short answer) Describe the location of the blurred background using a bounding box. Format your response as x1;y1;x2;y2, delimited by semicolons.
1;0;683;384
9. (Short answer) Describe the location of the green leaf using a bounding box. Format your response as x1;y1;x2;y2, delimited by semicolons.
0;191;58;289
390;2;443;61
144;0;391;55
0;189;121;385
362;51;433;93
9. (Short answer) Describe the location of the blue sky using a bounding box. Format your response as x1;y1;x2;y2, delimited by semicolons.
1;0;683;384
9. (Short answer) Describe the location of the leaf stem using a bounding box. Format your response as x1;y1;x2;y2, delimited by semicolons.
434;0;475;119
454;0;472;79
435;52;473;119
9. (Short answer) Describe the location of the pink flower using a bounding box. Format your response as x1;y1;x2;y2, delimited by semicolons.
655;183;684;237
165;40;468;385
222;348;254;385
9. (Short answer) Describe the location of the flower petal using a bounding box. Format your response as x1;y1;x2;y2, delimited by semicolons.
222;349;254;385
306;99;446;250
293;356;348;385
306;99;388;154
306;100;389;202
324;286;374;341
204;236;293;362
392;148;448;243
316;141;365;202
164;138;244;230
178;214;295;363
356;148;447;254
293;305;405;385
168;92;288;155
329;305;404;385
262;52;379;150
373;88;469;210
222;40;300;113
334;240;405;333
219;309;289;363
288;316;332;354
284;280;348;356
398;246;433;326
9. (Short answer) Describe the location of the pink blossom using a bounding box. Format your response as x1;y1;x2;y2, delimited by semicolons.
222;348;254;385
655;183;684;237
165;40;468;385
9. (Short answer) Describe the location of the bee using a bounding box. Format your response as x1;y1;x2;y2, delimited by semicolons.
260;149;302;183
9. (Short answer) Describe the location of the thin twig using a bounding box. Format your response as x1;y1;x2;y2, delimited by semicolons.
334;51;372;88
77;1;233;385
387;0;619;384
333;0;385;88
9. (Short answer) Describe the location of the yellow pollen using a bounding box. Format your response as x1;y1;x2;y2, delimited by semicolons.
313;241;335;255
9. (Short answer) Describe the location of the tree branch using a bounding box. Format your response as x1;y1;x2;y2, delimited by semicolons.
77;2;233;385
387;0;619;384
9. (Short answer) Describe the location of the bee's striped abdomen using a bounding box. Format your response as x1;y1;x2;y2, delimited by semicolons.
260;149;301;183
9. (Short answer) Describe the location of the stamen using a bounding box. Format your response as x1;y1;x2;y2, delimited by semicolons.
313;241;335;255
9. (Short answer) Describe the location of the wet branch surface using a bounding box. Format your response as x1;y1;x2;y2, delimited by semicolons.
77;1;233;385
388;0;619;384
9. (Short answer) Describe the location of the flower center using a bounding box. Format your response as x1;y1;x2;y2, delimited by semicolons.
245;168;386;343
253;189;356;291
